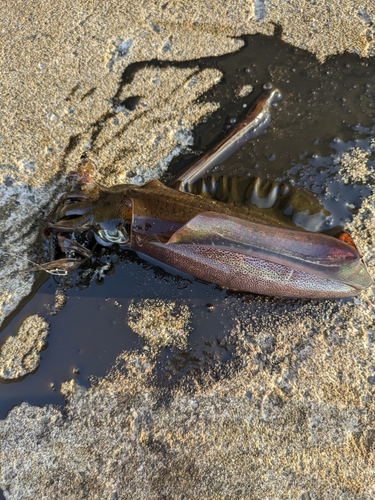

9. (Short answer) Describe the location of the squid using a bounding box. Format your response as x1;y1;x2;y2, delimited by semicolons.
40;89;372;299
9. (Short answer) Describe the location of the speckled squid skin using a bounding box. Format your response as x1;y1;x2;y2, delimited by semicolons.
126;182;372;298
45;89;373;299
136;241;357;299
45;171;373;299
46;177;373;298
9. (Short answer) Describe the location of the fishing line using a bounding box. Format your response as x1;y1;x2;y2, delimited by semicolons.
0;251;68;276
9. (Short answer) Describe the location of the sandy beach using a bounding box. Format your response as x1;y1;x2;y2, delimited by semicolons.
1;0;375;498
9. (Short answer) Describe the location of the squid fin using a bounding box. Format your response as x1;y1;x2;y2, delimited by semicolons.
166;211;372;290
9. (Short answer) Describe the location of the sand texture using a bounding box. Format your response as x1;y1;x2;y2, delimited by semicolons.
0;315;48;380
1;1;375;498
1;0;375;325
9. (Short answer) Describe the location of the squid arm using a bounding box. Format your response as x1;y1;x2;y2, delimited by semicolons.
172;89;281;191
24;258;83;274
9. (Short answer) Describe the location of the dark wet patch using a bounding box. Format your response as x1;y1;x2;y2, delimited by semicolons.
65;83;80;101
122;95;142;111
2;32;375;419
81;87;97;101
0;247;241;418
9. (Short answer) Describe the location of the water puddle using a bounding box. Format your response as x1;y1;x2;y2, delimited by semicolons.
1;32;375;419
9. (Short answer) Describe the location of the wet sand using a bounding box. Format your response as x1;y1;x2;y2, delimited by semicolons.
1;0;375;325
1;1;375;498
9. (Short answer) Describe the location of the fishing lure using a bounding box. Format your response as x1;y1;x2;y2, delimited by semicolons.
40;89;372;298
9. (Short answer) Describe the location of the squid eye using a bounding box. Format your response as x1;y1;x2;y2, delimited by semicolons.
102;229;122;242
96;228;129;246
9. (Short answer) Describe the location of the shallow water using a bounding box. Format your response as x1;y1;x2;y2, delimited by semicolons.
1;32;375;420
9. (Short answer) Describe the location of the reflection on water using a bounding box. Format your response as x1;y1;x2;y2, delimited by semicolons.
1;32;375;419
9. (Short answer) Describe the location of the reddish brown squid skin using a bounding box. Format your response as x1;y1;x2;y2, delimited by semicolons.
45;88;373;298
46;177;372;298
120;179;372;299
